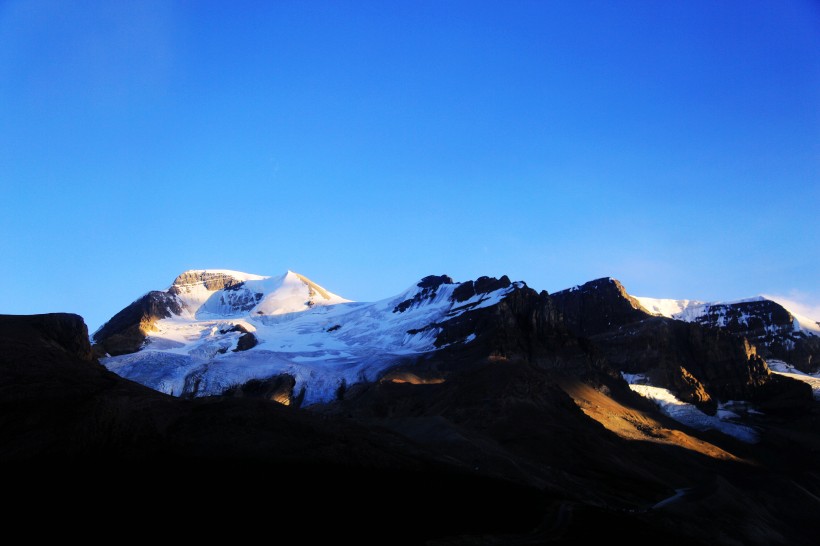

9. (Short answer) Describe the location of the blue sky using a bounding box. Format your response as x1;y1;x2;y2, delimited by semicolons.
1;1;818;331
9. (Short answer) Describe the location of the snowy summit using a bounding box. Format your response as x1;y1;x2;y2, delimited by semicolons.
96;269;519;405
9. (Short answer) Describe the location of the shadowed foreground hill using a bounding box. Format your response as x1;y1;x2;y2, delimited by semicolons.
0;314;547;544
2;313;820;545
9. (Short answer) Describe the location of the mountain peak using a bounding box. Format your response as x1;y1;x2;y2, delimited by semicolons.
551;277;650;337
170;269;265;291
282;270;340;302
168;269;351;318
583;276;625;291
417;274;455;289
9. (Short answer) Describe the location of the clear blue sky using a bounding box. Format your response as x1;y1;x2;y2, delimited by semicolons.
1;1;818;331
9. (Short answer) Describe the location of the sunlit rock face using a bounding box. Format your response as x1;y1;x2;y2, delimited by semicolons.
169;270;247;293
92;291;184;356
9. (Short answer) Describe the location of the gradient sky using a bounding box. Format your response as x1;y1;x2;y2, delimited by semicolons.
1;1;818;331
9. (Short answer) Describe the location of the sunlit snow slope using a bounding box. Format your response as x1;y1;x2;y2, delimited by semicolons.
101;271;518;404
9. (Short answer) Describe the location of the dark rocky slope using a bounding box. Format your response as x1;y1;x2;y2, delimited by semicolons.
550;277;810;413
324;278;820;545
680;298;820;373
91;291;182;356
550;277;649;337
0;313;549;545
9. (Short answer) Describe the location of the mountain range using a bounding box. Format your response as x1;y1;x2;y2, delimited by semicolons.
3;268;820;544
93;269;820;412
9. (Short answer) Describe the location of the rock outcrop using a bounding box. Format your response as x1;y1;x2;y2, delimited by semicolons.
550;277;651;337
92;291;182;356
435;280;572;362
393;274;455;313
595;317;777;413
169;270;246;293
451;275;512;303
222;374;301;406
233;332;258;352
24;313;94;362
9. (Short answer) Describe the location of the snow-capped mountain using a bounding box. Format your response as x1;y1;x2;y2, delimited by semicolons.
95;270;520;404
95;269;818;443
635;295;820;373
636;295;820;336
168;269;350;317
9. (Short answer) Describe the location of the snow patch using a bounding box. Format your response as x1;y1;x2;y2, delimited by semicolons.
622;373;758;443
768;360;820;399
634;297;705;318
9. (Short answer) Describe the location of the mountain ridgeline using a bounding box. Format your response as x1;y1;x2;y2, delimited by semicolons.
92;270;815;412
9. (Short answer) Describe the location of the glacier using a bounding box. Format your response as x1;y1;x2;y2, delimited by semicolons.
101;270;518;405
